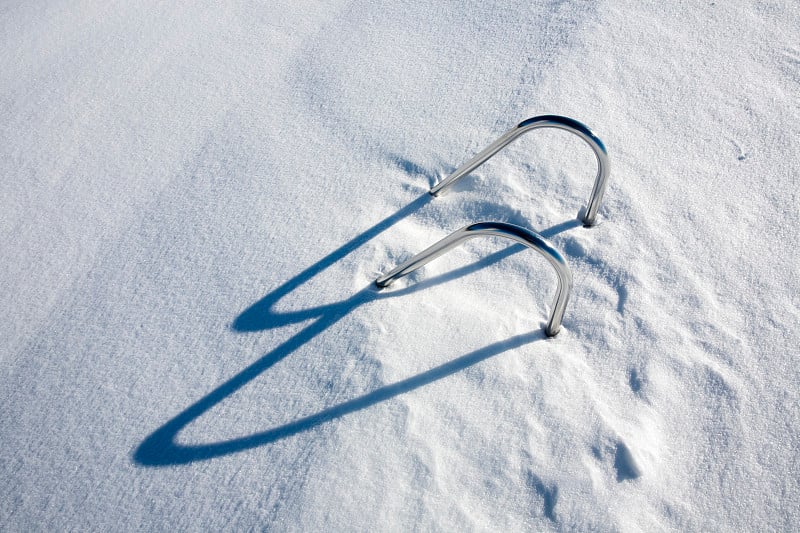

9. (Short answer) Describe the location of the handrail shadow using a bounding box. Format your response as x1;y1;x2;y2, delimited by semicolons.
233;196;581;332
134;193;581;467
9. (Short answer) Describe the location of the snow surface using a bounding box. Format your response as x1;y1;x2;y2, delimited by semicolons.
2;1;799;530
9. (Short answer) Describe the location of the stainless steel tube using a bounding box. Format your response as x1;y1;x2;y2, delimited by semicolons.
376;222;573;336
430;115;609;226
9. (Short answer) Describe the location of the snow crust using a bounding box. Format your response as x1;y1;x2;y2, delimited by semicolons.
1;1;798;530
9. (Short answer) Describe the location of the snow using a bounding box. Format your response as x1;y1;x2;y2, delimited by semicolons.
2;0;799;530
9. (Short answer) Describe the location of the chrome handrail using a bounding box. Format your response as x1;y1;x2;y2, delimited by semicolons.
430;115;610;226
376;222;573;336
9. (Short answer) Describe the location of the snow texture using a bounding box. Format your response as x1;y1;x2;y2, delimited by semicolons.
1;1;799;530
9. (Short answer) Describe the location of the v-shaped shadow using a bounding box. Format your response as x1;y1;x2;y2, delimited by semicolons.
134;193;580;466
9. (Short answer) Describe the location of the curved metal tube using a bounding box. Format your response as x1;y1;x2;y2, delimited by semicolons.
376;222;573;336
430;115;610;226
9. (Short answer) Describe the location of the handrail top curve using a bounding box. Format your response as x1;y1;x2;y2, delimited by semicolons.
457;221;568;267
516;115;608;156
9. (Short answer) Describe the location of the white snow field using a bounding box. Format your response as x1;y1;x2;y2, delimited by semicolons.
2;0;799;530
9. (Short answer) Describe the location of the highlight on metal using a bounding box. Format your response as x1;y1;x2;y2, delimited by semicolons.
430;115;610;226
375;222;573;337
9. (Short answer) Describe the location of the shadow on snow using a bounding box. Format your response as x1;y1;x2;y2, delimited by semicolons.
134;192;581;466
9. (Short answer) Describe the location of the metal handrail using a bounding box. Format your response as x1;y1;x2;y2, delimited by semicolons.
430;115;610;226
376;222;573;336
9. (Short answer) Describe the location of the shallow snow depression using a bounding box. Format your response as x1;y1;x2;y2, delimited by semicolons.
1;1;799;530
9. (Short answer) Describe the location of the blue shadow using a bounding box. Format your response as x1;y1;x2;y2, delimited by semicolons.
134;192;581;467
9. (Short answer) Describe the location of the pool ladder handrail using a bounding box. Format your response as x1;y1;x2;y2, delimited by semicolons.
430;115;609;227
376;221;572;337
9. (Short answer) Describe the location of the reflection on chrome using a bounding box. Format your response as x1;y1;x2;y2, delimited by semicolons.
431;115;609;227
376;222;572;336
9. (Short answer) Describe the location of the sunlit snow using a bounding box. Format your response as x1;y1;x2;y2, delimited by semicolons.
1;1;798;530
